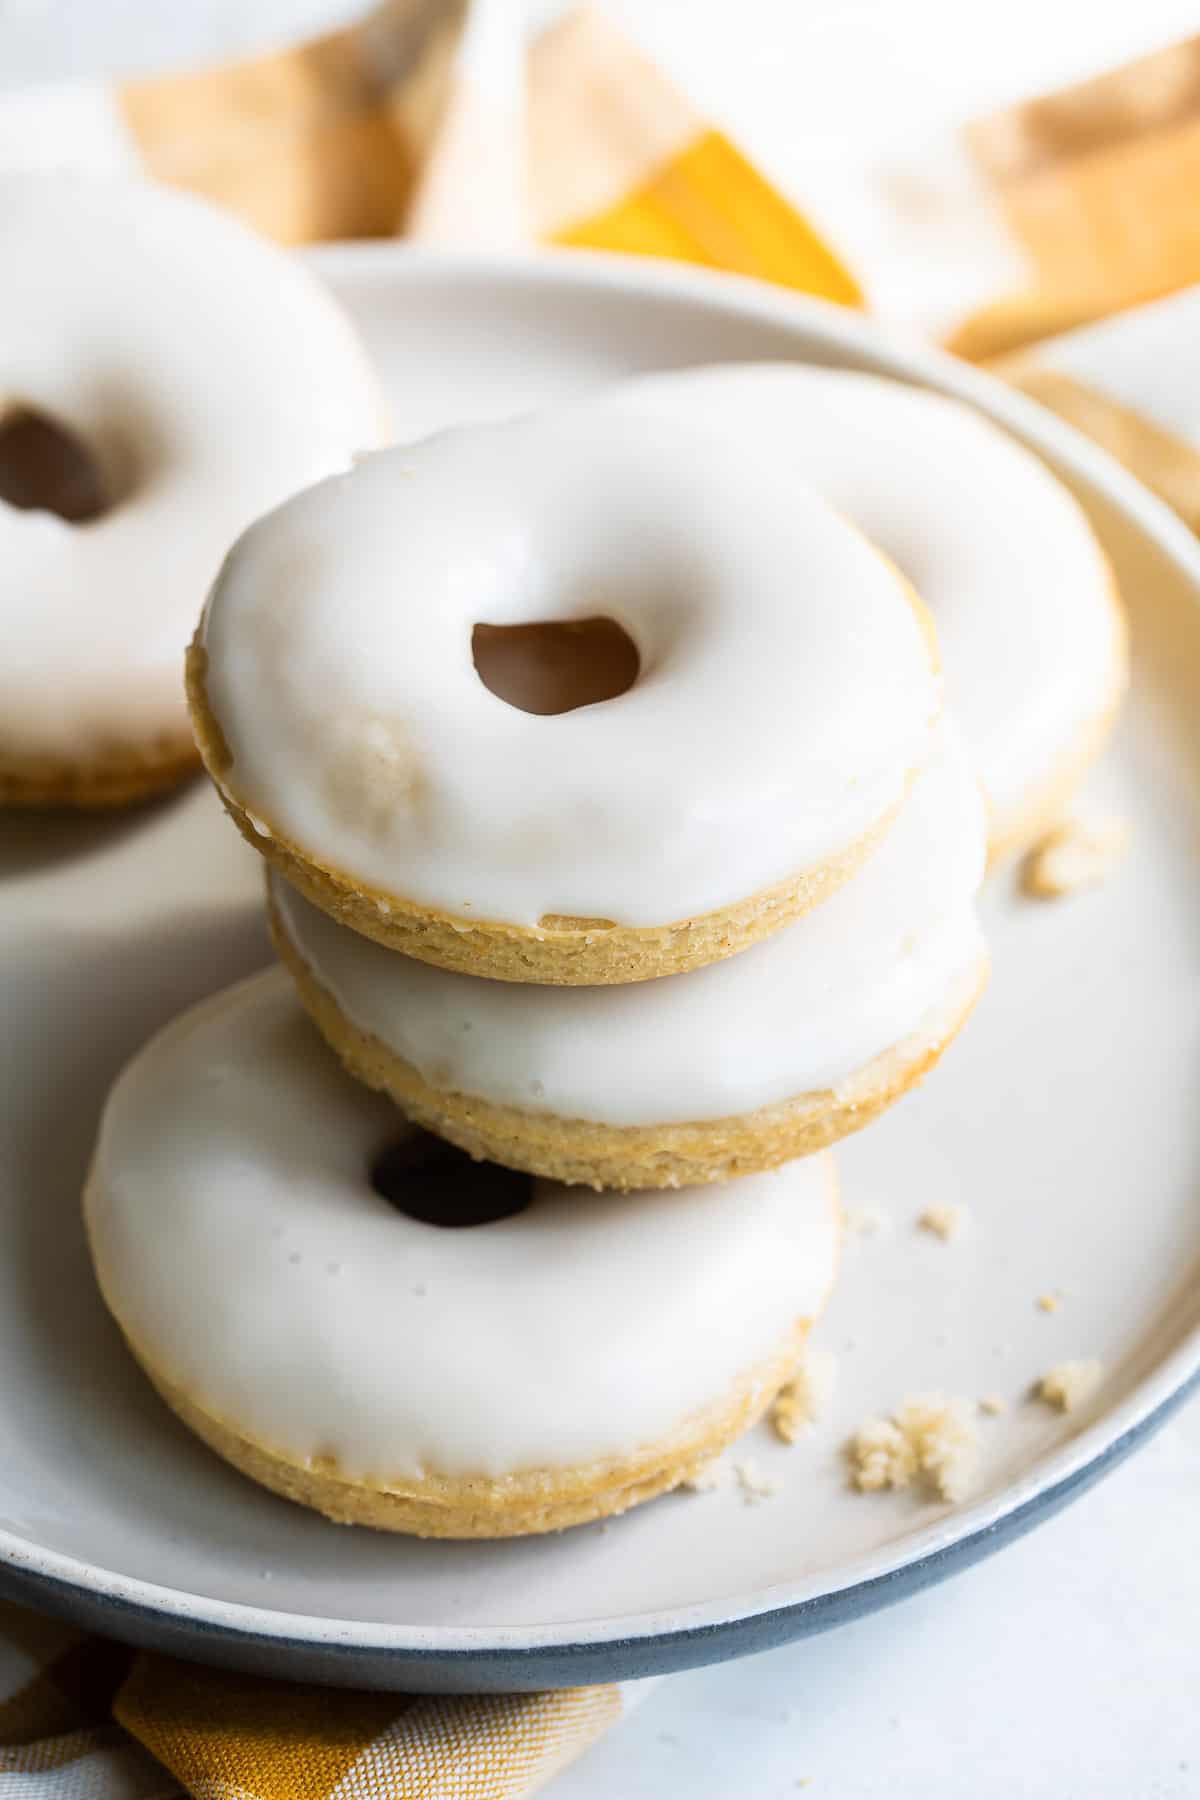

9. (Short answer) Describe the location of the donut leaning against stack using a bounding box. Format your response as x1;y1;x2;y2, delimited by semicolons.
622;364;1125;863
85;361;1122;1536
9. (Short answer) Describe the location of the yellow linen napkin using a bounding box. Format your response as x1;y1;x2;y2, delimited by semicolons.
0;1594;639;1797
0;1;864;298
3;8;1200;1797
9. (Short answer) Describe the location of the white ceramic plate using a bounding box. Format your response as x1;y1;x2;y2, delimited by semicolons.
2;247;1199;1693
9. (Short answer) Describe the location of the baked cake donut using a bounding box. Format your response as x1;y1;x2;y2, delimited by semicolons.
84;971;840;1537
0;172;382;808
618;365;1125;861
188;380;941;983
270;723;988;1188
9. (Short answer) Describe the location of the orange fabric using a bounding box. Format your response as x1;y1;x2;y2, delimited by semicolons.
555;128;862;304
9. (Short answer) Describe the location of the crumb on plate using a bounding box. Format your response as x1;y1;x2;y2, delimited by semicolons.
734;1458;780;1503
1021;817;1128;900
771;1348;837;1444
844;1204;890;1240
1037;1360;1104;1412
677;1457;729;1495
918;1202;968;1241
849;1394;979;1502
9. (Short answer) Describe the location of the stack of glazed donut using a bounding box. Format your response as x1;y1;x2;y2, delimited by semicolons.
64;184;1125;1536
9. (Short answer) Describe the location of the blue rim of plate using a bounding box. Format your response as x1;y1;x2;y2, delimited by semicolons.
4;248;1200;1692
1;1367;1196;1692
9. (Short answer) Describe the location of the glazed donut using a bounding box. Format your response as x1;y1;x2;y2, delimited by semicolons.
619;365;1125;860
0;172;382;808
269;723;988;1189
189;378;940;983
84;971;840;1537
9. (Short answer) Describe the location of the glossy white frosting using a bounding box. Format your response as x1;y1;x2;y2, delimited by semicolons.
0;172;381;763
199;377;940;926
85;971;840;1479
623;365;1121;835
272;724;986;1125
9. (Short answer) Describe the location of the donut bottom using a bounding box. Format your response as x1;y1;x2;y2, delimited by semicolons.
123;1320;814;1537
273;901;989;1190
0;736;198;809
187;640;902;985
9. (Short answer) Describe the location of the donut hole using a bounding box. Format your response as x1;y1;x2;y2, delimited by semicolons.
472;617;640;716
0;403;114;524
370;1129;533;1228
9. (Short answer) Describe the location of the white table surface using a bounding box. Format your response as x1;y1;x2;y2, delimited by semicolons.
2;3;1198;1793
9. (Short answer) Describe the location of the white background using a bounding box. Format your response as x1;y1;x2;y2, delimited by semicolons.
2;3;1198;1793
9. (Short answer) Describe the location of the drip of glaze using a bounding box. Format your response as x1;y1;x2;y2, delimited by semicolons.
0;404;111;523
471;617;639;716
369;1129;533;1228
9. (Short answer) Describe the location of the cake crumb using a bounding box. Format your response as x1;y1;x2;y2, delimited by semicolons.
978;1394;1008;1417
1022;816;1128;900
844;1204;890;1240
771;1348;837;1444
1037;1360;1104;1412
734;1458;780;1503
1036;1292;1061;1314
918;1202;967;1241
849;1395;979;1502
678;1457;729;1495
850;1417;917;1492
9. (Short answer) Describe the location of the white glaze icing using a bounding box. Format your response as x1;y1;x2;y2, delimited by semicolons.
623;365;1121;835
84;971;840;1479
0;172;381;763
199;380;940;926
271;723;986;1125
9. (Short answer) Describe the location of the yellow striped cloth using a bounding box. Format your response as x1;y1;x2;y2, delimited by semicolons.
3;7;1200;1796
5;0;1200;502
0;1595;634;1797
